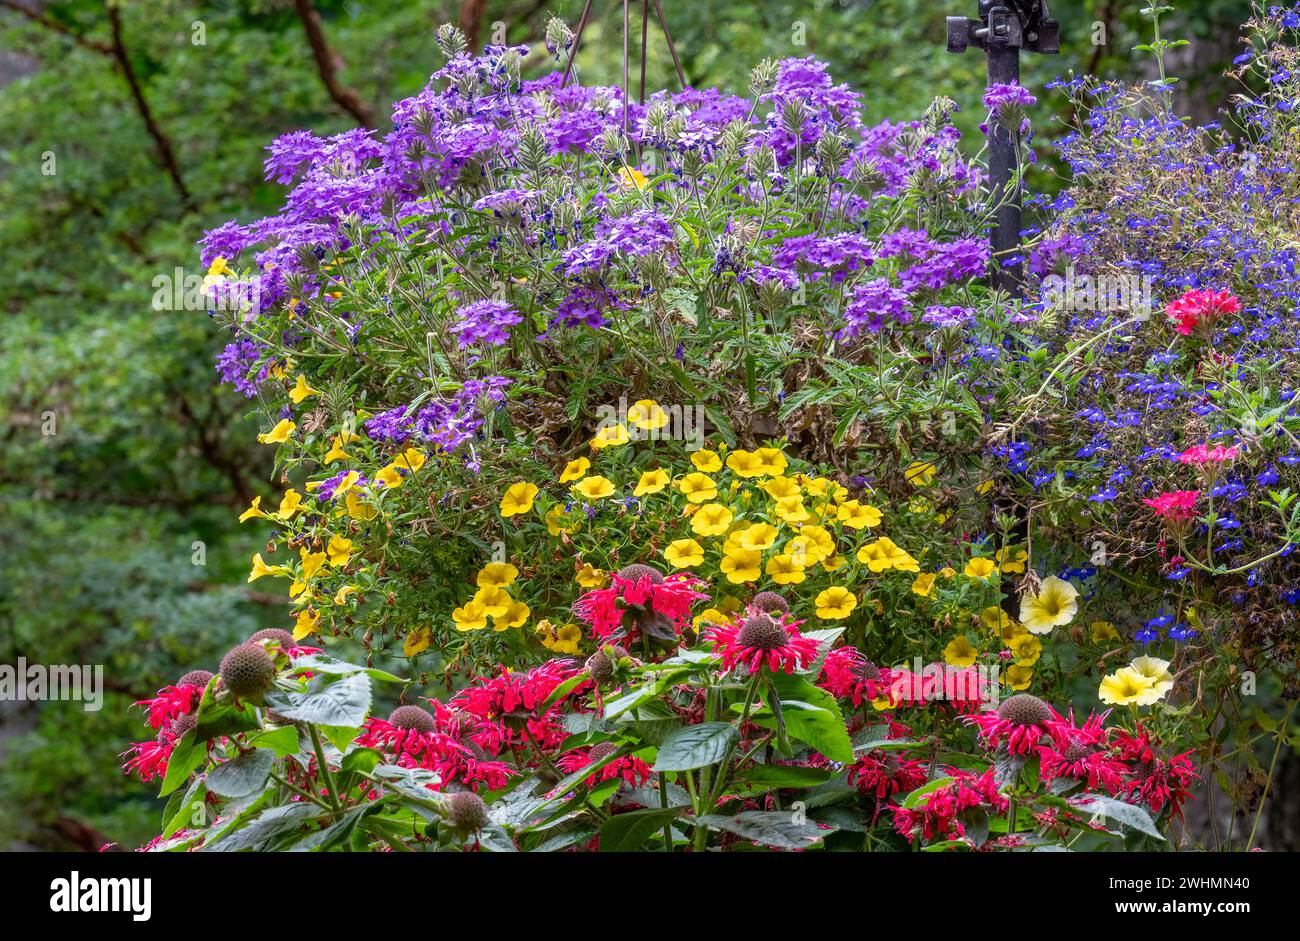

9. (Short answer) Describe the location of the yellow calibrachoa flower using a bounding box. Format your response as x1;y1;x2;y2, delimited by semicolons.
397;448;427;473
494;598;530;630
375;465;404;489
545;504;577;535
473;585;512;617
788;525;834;564
1090;620;1120;643
857;537;919;573
677;472;718;503
477;562;519;589
324;436;351;464
738;522;778;551
559;457;590;483
691;503;733;537
943;635;978;667
1008;633;1042;666
762;476;801;500
802;476;848;502
452;599;489;632
822;554;847;572
911;572;936;597
634;468;670;495
404;627;432;657
537;620;583;654
694;607;734;631
289;374;320;404
1003;665;1033;690
628;399;669;429
500;481;539;517
753;447;789;476
299;547;327;581
1019;576;1079;635
725;449;766;477
257;419;296;444
765;553;806;585
774;496;809;524
591;423;631;449
1099;667;1160;706
292;608;320;641
814;586;857;620
939;566;957;579
207;256;235;278
276;489;304;518
239;496;269;522
289;579;309;600
995;547;1028;574
333;585;359;606
346;491;377;521
664;538;705;569
964;557;997;579
575;563;606;588
903;460;937;487
618;166;650;190
572;475;615;500
324;470;361;499
1129;655;1174;697
837;500;882;529
691;449;723;472
247;553;289;582
719;548;761;583
326;535;353;567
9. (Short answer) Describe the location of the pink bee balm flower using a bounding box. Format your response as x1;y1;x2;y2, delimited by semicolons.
1165;288;1239;336
965;692;1058;755
573;563;707;646
706;611;819;674
1142;490;1200;522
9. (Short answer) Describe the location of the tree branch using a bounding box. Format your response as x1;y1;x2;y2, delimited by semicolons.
459;0;490;50
103;2;193;209
292;0;375;128
0;0;113;55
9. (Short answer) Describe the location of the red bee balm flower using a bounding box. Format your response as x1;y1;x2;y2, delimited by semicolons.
555;742;652;789
892;767;1008;842
573;564;707;646
965;693;1059;755
1165;288;1239;336
706;611;819;674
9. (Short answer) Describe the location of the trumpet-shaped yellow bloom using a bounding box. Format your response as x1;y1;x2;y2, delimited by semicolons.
1019;576;1079;635
257;419;296;444
500;481;539;517
814;586;857;620
664;538;705;569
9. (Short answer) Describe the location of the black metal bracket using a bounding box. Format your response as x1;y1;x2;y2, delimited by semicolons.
947;1;1060;55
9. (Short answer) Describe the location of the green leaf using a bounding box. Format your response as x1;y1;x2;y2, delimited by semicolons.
766;673;853;762
599;807;681;851
206;747;275;798
158;729;205;797
653;722;738;772
248;725;300;758
735;763;834;788
265;672;372;727
902;776;956;809
1070;795;1166;841
696;810;829;849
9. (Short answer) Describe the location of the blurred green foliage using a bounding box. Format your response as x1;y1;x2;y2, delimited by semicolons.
0;0;1251;849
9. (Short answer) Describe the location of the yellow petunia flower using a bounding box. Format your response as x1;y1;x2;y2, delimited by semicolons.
346;491;377;521
326;534;353;567
664;538;705;569
1003;664;1034;691
324;436;351;464
753;447;789;476
814;586;857;620
837;500;883;529
494;598;530;630
473;585;512;618
397;448;427;474
404;627;432;657
1019;576;1079;635
691;503;733;537
375;465;404;490
857;537;919;573
943;635;978;667
572;475;615;501
732;522;774;552
591;423;631;450
765;553;806;585
500;481;540;517
247;553;289;583
719;548;762;583
575;563;606;588
691;449;723;473
677;472;718;504
773;495;809;524
559;457;590;483
545;504;577;535
1090;620;1120;643
628;399;669;430
452;599;489;632
299;547;328;581
1129;655;1174;697
1008;634;1042;666
995;546;1028;574
537;620;583;654
289;374;320;404
1099;668;1160;706
726;449;766;478
787;525;834;564
964;557;997;580
912;572;936;597
333;585;359;606
618;166;650;190
478;561;520;589
239;496;270;523
634;468;670;496
277;489;305;518
257;419;296;445
292;608;320;641
762;476;802;500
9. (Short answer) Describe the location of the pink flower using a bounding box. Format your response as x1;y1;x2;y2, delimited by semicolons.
1177;443;1239;466
816;645;890;706
705;611;819;674
891;767;1008;842
965;693;1058;755
1142;489;1200;522
848;750;928;801
555;743;652;789
1038;710;1126;794
572;564;707;646
1165;288;1239;336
